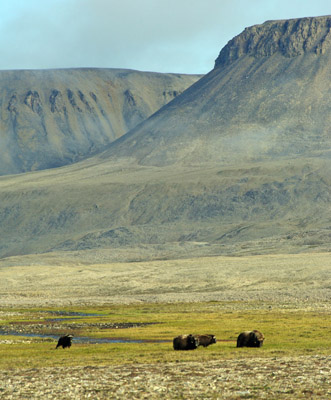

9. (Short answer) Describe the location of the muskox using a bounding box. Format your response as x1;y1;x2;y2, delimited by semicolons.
194;334;216;347
236;330;264;348
56;334;73;349
173;334;199;350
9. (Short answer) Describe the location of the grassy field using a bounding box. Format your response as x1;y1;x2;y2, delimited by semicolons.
0;253;330;398
0;302;329;370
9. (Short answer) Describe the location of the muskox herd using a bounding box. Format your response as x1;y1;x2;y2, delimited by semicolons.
55;330;264;351
173;330;264;350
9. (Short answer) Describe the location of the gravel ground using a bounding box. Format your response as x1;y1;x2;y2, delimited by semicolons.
0;356;330;399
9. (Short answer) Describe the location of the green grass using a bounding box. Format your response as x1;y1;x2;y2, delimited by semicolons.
0;302;329;369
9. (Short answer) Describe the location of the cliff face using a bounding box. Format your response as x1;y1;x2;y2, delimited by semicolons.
0;68;200;175
215;16;331;66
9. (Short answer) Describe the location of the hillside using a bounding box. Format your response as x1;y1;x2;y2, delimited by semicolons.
0;16;330;261
100;16;331;167
0;68;200;174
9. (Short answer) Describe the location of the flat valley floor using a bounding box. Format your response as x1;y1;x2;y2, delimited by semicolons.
1;252;330;307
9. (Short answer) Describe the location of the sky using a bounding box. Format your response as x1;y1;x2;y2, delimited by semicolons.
0;0;330;74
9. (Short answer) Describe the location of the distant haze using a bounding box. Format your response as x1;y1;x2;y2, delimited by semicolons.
0;0;330;74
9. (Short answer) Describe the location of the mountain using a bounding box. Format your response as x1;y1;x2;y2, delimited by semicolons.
0;16;330;262
0;68;200;175
99;16;331;167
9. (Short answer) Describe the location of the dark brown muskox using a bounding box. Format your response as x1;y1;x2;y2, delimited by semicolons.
194;334;216;347
173;334;199;350
56;334;73;349
236;330;264;348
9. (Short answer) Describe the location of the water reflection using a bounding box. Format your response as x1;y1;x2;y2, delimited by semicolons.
0;330;147;343
0;310;167;344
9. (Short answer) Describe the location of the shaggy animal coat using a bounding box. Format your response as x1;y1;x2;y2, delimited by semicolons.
56;334;73;349
236;330;264;347
194;334;216;347
173;334;199;350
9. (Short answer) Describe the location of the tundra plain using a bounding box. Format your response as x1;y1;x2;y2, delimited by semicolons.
0;253;330;399
0;252;330;307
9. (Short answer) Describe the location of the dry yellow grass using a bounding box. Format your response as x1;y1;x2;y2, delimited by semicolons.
0;252;330;307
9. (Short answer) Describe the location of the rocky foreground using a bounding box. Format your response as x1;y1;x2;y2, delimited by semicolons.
0;356;329;399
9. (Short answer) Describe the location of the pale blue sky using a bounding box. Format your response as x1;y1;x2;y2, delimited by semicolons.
0;0;329;74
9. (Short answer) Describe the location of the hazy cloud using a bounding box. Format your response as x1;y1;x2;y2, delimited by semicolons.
0;0;330;73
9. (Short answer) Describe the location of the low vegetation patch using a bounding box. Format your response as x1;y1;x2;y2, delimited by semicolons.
0;301;329;369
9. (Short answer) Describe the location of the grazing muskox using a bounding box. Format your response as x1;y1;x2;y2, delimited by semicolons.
194;334;216;347
56;334;73;349
173;334;199;350
236;330;264;348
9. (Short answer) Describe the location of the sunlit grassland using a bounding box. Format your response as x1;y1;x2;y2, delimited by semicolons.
0;301;329;370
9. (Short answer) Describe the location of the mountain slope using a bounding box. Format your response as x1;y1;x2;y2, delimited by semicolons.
0;68;200;175
0;16;330;261
99;16;331;167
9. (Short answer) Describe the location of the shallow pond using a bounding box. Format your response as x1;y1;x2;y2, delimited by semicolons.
0;330;155;344
0;310;167;344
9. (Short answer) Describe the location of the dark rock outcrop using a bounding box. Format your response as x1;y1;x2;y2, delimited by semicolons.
215;16;331;66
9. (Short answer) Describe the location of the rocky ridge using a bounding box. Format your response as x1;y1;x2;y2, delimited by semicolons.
215;15;331;66
0;69;200;175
